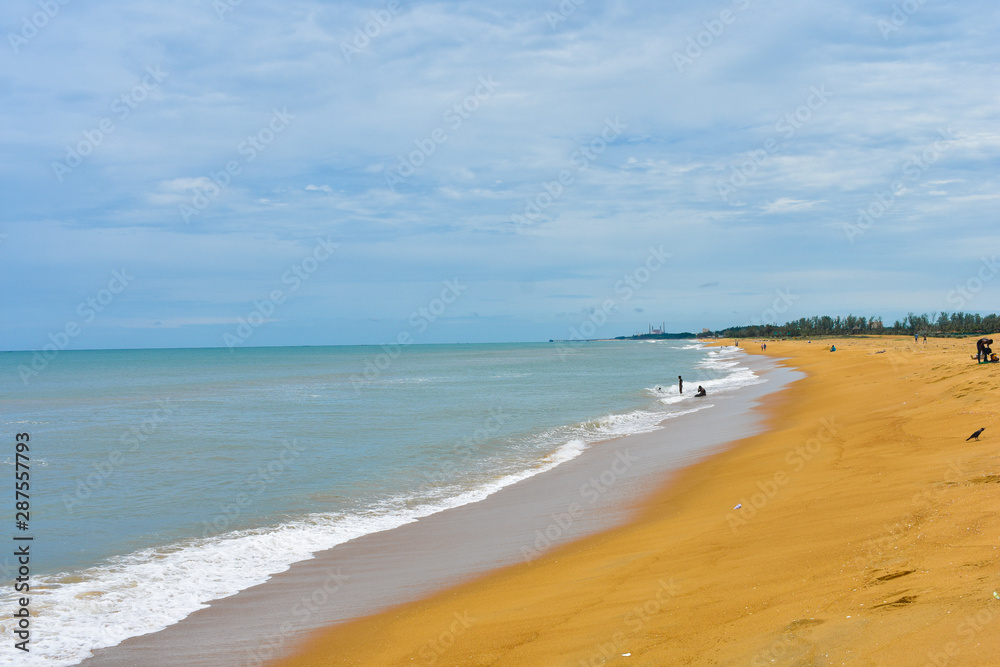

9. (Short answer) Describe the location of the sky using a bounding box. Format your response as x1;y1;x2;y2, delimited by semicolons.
2;0;999;351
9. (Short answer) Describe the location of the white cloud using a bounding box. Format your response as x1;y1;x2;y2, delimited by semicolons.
761;198;824;214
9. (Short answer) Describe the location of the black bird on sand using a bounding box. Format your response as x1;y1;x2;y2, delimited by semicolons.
966;428;985;441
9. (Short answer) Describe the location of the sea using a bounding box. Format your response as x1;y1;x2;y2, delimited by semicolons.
0;340;764;665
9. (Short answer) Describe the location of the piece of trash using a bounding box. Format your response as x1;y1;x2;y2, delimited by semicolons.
734;503;742;509
994;591;999;600
622;653;631;657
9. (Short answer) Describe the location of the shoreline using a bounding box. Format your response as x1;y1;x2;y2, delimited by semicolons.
271;335;1000;665
79;347;795;666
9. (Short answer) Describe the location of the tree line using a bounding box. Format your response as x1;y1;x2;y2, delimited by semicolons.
703;312;1000;339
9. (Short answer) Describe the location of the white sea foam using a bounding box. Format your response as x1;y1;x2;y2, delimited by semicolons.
0;436;595;666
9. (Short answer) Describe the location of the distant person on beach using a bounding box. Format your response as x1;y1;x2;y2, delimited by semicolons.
977;338;993;363
695;386;707;397
830;344;836;352
678;375;683;394
915;333;919;343
923;334;927;344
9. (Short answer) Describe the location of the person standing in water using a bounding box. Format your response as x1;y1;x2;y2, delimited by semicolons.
678;375;683;394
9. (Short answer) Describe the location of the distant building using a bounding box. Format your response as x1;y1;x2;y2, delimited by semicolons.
648;322;665;335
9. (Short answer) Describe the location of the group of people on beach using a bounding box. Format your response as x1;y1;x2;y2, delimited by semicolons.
674;376;706;397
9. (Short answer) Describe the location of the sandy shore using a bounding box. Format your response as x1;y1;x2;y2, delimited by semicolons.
274;336;1000;665
81;349;793;666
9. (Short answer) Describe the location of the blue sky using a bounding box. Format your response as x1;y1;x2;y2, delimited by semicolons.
2;0;999;351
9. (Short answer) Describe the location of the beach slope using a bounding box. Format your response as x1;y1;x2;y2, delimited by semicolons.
274;336;1000;665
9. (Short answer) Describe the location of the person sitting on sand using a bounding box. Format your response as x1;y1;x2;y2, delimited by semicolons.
830;344;836;352
695;386;707;397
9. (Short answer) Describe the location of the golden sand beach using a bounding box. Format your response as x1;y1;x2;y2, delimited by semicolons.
273;336;1000;666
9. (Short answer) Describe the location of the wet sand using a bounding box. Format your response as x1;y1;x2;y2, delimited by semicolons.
82;352;795;666
274;336;1000;665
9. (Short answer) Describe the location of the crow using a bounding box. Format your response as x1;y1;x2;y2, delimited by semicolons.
967;428;985;441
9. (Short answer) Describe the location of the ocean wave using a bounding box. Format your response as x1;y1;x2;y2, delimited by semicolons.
0;457;49;467
0;436;594;666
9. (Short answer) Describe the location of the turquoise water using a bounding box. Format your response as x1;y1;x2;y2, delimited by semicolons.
0;340;759;665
